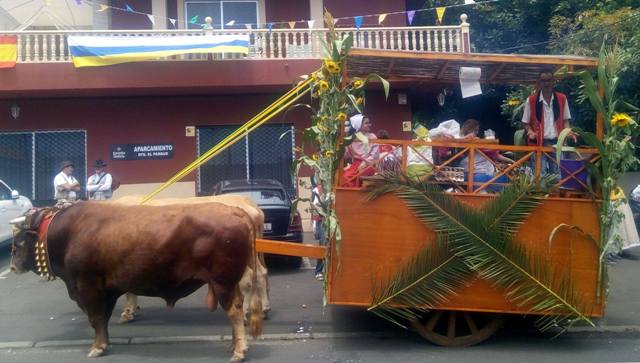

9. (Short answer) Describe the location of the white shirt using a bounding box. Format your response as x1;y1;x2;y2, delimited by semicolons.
54;172;78;200
521;92;572;139
86;172;113;200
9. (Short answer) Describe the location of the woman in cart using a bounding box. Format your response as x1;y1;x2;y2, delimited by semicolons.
341;114;378;187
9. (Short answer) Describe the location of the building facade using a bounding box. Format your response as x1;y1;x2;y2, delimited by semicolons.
0;0;470;211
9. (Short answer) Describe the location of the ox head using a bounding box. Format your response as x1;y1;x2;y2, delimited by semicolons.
9;208;46;274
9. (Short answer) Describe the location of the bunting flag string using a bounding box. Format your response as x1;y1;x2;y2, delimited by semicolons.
146;14;155;26
354;15;363;30
407;10;416;25
226;20;235;26
66;0;496;31
436;7;446;24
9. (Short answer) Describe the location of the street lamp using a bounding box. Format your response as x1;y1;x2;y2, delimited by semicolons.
10;103;20;120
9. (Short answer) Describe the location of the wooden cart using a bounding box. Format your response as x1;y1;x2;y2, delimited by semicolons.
257;49;603;346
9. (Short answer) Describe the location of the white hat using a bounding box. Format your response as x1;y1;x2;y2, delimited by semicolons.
349;114;364;132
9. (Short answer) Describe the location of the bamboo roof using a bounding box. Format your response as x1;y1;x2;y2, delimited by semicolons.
347;48;598;85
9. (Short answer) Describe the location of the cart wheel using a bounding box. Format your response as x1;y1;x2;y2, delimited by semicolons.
411;311;503;347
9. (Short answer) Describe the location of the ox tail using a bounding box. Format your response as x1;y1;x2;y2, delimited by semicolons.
248;223;263;338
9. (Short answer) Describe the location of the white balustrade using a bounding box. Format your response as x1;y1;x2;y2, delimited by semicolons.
3;15;470;64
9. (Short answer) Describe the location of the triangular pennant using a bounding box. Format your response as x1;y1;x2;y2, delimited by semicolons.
378;13;387;25
226;20;235;26
146;14;155;26
354;16;363;29
169;18;177;28
464;0;476;4
245;23;253;30
267;23;273;32
288;21;296;29
189;15;199;24
332;18;339;26
307;20;315;28
407;10;416;25
436;7;446;24
97;4;109;12
125;4;133;12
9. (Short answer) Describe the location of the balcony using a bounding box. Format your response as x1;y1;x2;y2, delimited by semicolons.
2;15;470;64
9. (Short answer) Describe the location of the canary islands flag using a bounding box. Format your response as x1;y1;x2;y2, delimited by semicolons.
0;35;17;69
68;34;249;67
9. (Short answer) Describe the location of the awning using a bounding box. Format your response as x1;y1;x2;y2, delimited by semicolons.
347;48;598;85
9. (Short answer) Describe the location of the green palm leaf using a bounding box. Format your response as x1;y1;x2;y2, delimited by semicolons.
366;174;594;332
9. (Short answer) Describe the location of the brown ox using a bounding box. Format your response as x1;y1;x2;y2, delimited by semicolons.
10;202;262;362
111;195;271;323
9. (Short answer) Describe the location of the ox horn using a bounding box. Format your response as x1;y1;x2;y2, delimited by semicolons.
9;216;26;225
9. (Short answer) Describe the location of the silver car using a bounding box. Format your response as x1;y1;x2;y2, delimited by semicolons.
0;180;33;246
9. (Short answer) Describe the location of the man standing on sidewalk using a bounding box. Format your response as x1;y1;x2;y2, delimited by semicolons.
86;160;113;200
54;160;81;201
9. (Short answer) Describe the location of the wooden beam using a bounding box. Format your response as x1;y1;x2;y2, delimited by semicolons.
256;238;326;259
488;63;506;82
348;48;598;68
436;61;450;79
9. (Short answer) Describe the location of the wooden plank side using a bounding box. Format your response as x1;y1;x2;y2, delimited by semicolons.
328;189;604;317
256;239;326;259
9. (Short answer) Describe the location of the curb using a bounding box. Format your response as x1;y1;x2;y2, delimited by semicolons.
0;327;637;351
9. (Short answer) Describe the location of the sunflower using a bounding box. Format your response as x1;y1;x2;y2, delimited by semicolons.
610;187;625;201
312;153;319;161
352;78;364;89
337;112;347;122
318;80;330;92
323;59;341;74
325;150;335;157
611;113;632;127
355;97;364;105
507;99;520;106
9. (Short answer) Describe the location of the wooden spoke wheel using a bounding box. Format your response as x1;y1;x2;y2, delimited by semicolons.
411;311;503;347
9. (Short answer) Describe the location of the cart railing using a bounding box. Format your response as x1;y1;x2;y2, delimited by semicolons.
338;139;601;198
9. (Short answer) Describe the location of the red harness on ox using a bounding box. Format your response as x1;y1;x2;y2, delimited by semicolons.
36;211;59;280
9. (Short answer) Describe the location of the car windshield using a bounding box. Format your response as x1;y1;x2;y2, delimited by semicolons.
224;189;288;206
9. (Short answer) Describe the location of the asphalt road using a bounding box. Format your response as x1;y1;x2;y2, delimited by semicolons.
1;239;640;363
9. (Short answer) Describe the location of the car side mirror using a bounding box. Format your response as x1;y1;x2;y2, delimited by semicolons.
11;190;19;199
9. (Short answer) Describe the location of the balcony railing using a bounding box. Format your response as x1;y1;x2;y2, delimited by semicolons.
2;15;470;63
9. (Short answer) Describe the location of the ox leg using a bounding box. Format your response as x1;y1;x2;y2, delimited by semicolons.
119;293;139;323
78;290;116;358
219;285;248;363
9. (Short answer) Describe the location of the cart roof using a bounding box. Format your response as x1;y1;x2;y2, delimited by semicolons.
347;48;598;85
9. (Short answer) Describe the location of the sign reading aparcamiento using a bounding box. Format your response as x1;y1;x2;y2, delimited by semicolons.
111;143;174;160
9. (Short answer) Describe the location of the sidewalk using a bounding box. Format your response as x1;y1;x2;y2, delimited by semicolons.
0;245;638;348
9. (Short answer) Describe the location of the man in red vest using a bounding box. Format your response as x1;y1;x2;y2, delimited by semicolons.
521;72;575;174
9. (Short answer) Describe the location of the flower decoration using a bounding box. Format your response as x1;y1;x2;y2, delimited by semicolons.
611;113;632;127
323;59;341;74
318;80;330;92
353;78;364;89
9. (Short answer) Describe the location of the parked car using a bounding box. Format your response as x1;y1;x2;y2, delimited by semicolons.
0;180;33;246
211;179;303;268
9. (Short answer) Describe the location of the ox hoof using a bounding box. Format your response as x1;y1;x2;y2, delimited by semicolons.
119;312;135;324
87;347;105;358
229;353;245;363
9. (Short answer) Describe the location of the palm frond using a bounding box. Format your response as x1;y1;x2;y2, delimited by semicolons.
369;240;473;328
366;174;594;331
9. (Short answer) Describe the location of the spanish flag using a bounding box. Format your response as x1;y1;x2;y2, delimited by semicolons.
0;35;17;69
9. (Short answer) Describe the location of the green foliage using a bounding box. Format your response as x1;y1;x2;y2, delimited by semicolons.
367;174;594;332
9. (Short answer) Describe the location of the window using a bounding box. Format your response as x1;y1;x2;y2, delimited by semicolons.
185;1;258;30
0;181;11;200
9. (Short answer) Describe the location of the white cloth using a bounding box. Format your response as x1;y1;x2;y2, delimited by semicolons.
86;172;113;200
459;153;495;175
521;93;571;139
631;185;640;203
429;119;460;138
53;172;78;200
349;114;364;132
616;200;640;250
